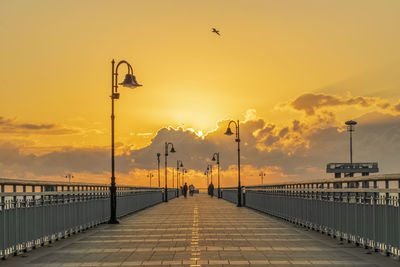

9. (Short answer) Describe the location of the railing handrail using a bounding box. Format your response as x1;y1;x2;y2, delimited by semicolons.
245;173;400;188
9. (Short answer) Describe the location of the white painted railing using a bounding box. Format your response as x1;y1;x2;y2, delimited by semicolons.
221;174;400;257
0;178;173;258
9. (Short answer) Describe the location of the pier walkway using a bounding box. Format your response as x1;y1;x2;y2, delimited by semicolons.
2;194;398;267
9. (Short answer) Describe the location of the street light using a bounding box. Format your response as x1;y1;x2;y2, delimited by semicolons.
157;153;161;187
109;59;142;224
207;164;213;184
225;120;242;207
204;170;209;186
164;142;176;202
181;168;188;185
147;172;154;187
176;160;184;197
211;152;220;198
65;173;74;184
259;171;266;184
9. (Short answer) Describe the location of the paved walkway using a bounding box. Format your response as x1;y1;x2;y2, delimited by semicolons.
2;194;398;266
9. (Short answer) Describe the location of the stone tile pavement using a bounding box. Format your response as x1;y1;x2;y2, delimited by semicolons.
1;194;399;266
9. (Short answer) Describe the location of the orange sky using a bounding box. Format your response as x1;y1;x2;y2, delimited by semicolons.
1;0;400;186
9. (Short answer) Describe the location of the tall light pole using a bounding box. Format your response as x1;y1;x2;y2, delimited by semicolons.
259;171;266;184
212;152;220;198
225;120;242;207
110;59;142;224
345;120;357;164
147;172;154;187
157;153;161;187
164;142;176;202
176;160;184;197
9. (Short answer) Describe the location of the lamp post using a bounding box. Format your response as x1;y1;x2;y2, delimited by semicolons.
204;169;209;185
157;153;161;187
110;59;142;224
207;164;213;184
65;173;74;184
225;120;242;207
259;171;266;184
181;168;187;185
147;172;154;187
164;142;176;202
212;152;220;198
176;160;184;197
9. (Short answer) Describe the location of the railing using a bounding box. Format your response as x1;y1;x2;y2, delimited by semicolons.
221;174;400;257
0;178;175;258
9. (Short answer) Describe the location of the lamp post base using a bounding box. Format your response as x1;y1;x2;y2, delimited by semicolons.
108;219;119;224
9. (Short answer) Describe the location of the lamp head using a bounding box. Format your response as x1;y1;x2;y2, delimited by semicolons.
119;74;142;88
157;153;160;157
224;127;234;136
180;162;183;168
212;155;216;161
170;146;176;153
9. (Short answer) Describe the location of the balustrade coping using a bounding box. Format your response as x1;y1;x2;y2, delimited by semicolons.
245;173;400;188
0;177;162;189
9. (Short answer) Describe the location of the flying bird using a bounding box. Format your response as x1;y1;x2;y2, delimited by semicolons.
211;28;220;36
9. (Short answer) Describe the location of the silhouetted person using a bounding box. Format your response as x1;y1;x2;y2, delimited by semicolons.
183;183;188;198
208;183;214;197
189;184;194;196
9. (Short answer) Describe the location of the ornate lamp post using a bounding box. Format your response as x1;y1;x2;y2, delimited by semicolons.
211;152;220;198
225;120;242;207
109;59;142;224
157;153;161;187
259;171;266;184
164;142;176;202
147;172;154;187
176;160;184;197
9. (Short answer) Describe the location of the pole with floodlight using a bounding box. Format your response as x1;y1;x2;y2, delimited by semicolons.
224;120;242;207
109;59;142;224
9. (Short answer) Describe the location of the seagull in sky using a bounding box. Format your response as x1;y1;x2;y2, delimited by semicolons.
211;28;221;36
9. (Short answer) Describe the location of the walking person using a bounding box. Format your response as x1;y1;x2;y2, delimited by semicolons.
183;183;188;198
208;182;214;197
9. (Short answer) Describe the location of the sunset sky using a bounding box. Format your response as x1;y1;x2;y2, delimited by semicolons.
1;0;400;187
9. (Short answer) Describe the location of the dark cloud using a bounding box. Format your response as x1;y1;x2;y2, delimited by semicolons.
1;112;400;181
0;116;78;135
290;93;391;116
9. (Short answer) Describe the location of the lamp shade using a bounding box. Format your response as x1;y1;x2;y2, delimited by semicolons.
119;74;142;88
170;147;176;153
224;127;234;136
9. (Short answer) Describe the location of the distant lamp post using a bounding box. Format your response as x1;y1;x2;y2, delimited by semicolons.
259;171;266;184
176;160;184;197
225;120;242;207
212;153;221;198
157;153;161;187
207;164;213;184
109;59;142;224
204;170;209;186
65;173;74;184
164;142;176;202
345;120;357;164
147;172;154;187
181;168;188;185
